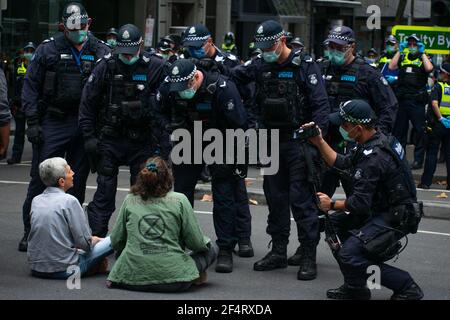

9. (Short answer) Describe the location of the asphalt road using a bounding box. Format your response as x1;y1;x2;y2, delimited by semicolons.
1;158;450;300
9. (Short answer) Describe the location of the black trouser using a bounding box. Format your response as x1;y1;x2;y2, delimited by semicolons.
10;110;26;161
263;139;320;246
210;166;252;250
173;163;205;206
330;213;414;291
87;136;154;237
109;245;218;293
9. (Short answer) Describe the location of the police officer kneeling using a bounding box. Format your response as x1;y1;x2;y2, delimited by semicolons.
304;100;424;300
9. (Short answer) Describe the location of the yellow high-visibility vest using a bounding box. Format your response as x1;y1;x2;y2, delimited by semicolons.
438;81;450;116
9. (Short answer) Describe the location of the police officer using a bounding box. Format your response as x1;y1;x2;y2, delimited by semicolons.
378;35;399;86
317;26;398;198
7;42;36;165
106;27;119;48
389;34;434;170
19;2;111;252
304;99;424;300
365;48;379;68
79;24;166;237
291;37;304;53
232;20;330;280
182;24;240;76
419;62;450;190
221;32;238;57
155;59;252;273
0;67;11;161
156;37;177;63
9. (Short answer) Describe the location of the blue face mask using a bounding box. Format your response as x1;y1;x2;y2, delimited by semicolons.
119;53;140;65
339;126;357;142
178;87;197;100
262;42;281;63
386;45;396;54
329;49;346;66
189;47;206;59
67;30;88;44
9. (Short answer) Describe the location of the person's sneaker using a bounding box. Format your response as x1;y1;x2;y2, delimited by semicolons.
18;234;28;252
390;282;424;300
410;162;423;170
287;246;303;266
193;272;208;286
7;158;21;165
215;250;233;273
327;284;371;300
417;183;430;190
237;239;254;258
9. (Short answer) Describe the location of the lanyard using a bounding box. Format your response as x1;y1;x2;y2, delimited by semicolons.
70;46;85;72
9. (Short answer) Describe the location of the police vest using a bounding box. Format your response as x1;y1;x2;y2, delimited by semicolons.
256;52;309;130
43;34;102;114
17;62;27;76
438;82;450;117
323;57;368;111
398;54;427;89
100;56;153;140
171;72;220;130
351;135;417;214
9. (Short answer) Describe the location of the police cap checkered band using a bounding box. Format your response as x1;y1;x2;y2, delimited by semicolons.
328;33;354;43
255;31;285;43
117;38;143;48
339;105;373;124
169;65;197;83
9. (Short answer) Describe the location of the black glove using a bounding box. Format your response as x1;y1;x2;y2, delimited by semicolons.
84;137;99;173
26;124;43;145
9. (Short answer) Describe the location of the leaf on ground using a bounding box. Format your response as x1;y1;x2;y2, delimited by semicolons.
201;194;213;202
436;192;448;199
249;199;258;205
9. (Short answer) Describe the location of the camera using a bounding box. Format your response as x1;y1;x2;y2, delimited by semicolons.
294;126;320;141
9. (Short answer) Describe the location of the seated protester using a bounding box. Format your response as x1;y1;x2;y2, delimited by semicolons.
27;157;114;279
107;157;218;292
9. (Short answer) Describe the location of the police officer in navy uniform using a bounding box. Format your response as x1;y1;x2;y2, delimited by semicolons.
232;20;330;280
79;24;166;237
182;24;240;76
317;26;398;198
19;2;111;252
7;42;36;165
106;28;119;48
389;34;434;170
305;99;424;300
155;59;252;273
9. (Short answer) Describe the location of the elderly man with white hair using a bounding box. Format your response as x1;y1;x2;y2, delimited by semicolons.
27;157;113;279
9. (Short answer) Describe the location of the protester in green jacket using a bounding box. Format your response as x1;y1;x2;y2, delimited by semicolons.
107;157;218;292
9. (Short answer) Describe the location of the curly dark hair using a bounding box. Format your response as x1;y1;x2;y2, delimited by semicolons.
131;157;173;200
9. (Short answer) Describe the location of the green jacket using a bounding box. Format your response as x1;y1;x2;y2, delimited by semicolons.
108;192;210;285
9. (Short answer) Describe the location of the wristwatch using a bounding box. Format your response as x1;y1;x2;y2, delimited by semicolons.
330;200;336;211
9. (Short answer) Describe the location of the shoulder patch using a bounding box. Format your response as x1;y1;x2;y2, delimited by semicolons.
142;55;150;63
226;100;235;111
88;74;95;83
354;168;363;180
308;74;318;85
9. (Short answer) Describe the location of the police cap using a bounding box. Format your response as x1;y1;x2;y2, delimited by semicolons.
440;62;450;75
61;2;89;30
254;20;285;50
115;24;143;55
326;26;355;46
407;34;420;43
23;42;36;51
329;100;377;126
385;35;397;44
107;28;119;37
168;59;197;92
183;25;211;48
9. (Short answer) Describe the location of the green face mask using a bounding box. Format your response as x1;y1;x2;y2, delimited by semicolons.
329;49;346;66
23;53;34;60
118;54;140;65
386;45;396;54
67;30;88;44
339;126;356;142
324;50;331;59
107;39;117;47
160;53;170;60
178;88;197;100
262;42;281;63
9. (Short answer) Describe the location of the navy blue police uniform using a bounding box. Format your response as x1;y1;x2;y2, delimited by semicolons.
325;100;424;300
79;24;166;237
19;2;111;251
231;20;330;279
155;59;250;272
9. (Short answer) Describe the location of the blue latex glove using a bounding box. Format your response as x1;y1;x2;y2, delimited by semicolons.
440;117;450;129
385;75;397;84
399;41;407;53
418;42;425;54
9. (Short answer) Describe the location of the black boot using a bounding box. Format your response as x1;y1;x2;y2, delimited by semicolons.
237;238;254;258
253;241;287;271
327;284;371;300
287;246;303;266
18;233;29;252
297;244;317;280
391;282;424;300
215;249;233;273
